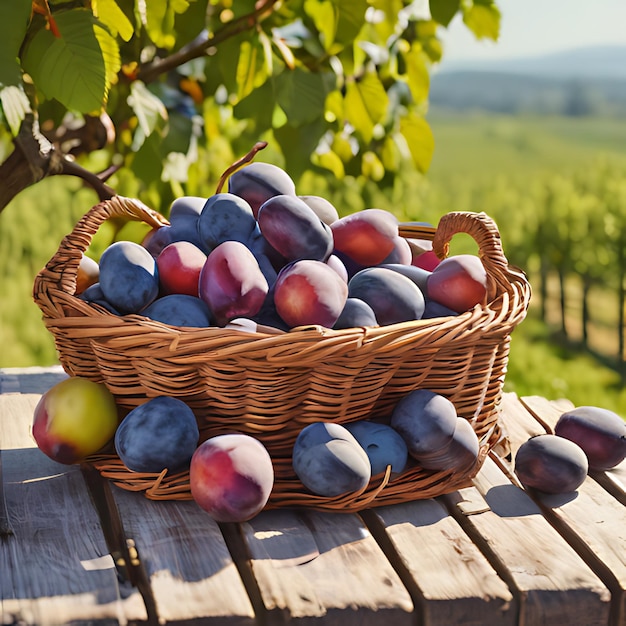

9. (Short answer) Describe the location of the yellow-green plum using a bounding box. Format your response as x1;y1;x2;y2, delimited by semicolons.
190;434;274;522
32;377;119;464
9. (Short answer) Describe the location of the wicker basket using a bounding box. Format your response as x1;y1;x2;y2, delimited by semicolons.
33;195;531;511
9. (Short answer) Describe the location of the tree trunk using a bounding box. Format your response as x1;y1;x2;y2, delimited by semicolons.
581;275;591;348
618;237;626;384
558;267;568;339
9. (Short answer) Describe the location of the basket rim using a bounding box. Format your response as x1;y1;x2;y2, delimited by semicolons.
33;195;532;350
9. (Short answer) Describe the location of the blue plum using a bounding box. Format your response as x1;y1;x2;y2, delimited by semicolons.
345;421;408;475
141;294;214;327
257;195;334;262
348;267;425;325
168;196;207;250
332;298;378;330
292;422;371;497
390;389;457;460
99;241;160;314
115;396;200;473
79;283;121;315
228;161;296;218
197;193;257;250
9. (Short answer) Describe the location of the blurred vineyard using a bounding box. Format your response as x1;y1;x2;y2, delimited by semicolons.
1;112;625;413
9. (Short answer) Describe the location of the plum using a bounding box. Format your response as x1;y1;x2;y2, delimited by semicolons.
426;254;487;314
157;241;207;297
197;193;257;250
348;267;425;325
390;389;457;459
198;240;269;326
190;433;274;522
141;294;213;328
378;263;431;294
412;249;441;271
75;254;100;295
79;283;122;315
257;195;334;262
168;196;207;250
273;259;348;328
414;417;479;472
298;195;339;225
326;254;349;282
515;434;589;494
292;422;371;497
228;161;297;218
345;421;408;475
380;236;412;265
115;396;199;474
33;377;119;465
422;299;459;320
142;225;174;257
99;240;160;314
333;297;378;330
330;208;399;266
554;406;626;471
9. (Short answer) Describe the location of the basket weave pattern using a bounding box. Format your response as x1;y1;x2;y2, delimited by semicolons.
33;196;531;511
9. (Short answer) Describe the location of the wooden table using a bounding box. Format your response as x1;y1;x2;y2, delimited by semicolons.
1;366;624;626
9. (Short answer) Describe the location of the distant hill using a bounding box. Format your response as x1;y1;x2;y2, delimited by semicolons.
430;46;626;116
436;45;626;80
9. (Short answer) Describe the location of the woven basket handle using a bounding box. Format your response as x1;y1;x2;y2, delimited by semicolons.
34;196;168;299
400;211;521;302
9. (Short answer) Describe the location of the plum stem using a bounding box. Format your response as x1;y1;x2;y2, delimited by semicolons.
215;141;268;194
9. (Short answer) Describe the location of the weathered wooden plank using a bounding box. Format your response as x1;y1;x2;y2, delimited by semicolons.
110;485;257;625
497;392;548;456
237;508;414;625
512;395;626;626
363;498;515;626
520;395;626;506
442;456;611;626
0;366;68;395
0;394;145;625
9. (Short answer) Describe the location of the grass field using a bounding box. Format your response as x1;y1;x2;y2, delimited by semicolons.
1;111;625;414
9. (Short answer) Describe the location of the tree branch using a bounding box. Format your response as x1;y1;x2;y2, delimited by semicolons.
137;0;281;84
0;115;115;214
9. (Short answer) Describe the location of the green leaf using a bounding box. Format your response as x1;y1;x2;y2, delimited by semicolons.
313;149;345;178
344;72;388;143
233;81;275;132
93;0;134;41
0;0;32;87
462;1;501;41
274;118;326;178
333;0;368;47
399;113;434;173
276;68;328;126
141;0;190;49
235;40;268;101
0;85;32;135
22;9;119;113
304;0;336;52
404;44;430;105
429;0;460;27
304;0;367;53
127;80;168;140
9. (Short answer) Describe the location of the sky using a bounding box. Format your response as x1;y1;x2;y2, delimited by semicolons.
435;0;626;63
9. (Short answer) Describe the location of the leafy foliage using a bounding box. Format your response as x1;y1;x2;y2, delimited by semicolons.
0;0;500;212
